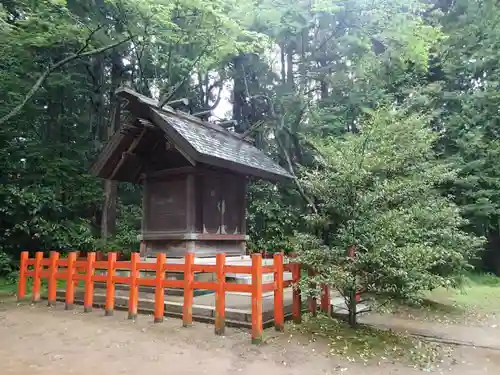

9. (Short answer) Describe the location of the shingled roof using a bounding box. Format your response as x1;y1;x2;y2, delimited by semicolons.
89;87;293;182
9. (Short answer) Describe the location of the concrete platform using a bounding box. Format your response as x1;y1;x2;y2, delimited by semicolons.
54;286;367;329
56;288;294;328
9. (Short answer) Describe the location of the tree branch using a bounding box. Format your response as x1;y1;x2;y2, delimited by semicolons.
0;36;133;126
160;43;210;107
206;79;223;97
275;129;318;214
77;25;105;55
240;119;265;139
207;84;224;111
250;94;278;119
247;91;317;213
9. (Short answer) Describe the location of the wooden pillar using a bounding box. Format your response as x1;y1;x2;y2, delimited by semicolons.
215;253;226;335
47;251;59;306
154;253;166;323
183;253;194;327
105;252;116;316
84;252;96;312
65;252;76;310
32;251;43;303
251;253;263;344
17;251;28;300
139;241;146;258
128;253;139;320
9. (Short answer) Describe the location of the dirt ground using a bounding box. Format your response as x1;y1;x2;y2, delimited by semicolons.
0;302;499;375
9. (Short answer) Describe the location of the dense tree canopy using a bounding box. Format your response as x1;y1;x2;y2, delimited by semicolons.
1;0;499;305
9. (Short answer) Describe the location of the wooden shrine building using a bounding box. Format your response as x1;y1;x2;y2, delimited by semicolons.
90;87;292;258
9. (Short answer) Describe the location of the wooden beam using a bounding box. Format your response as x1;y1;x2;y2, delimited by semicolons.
192;109;213;118
149;108;198;166
136;118;156;130
142;166;195;180
217;120;238;128
163;98;189;108
173;142;196;166
109;128;146;180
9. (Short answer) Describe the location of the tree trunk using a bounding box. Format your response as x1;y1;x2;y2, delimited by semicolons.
347;246;358;327
89;55;105;150
320;79;329;100
101;179;118;241
298;28;308;93
100;50;123;241
280;41;286;84
347;290;357;328
286;44;295;90
232;54;247;134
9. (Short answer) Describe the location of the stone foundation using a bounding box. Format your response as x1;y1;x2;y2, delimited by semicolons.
54;288;294;328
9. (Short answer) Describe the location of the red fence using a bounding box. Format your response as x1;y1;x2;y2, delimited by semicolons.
17;251;318;343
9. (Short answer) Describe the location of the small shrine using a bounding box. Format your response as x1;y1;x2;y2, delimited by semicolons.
90;87;292;259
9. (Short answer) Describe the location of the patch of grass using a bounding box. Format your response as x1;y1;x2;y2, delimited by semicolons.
465;272;500;287
0;277;69;302
0;278;17;297
288;313;451;370
423;273;500;314
445;287;500;313
385;274;500;324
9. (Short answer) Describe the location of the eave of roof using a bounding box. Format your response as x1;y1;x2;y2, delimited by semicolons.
89;87;293;182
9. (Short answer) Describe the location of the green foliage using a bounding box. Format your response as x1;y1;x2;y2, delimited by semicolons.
0;251;14;277
436;0;500;273
244;0;444;259
0;0;266;261
93;202;141;253
0;277;18;297
295;107;484;323
247;181;302;254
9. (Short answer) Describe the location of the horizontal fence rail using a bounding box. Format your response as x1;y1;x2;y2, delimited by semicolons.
17;251;327;343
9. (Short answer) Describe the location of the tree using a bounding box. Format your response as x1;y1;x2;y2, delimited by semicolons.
242;0;443;254
295;107;483;327
0;0;267;261
436;0;500;274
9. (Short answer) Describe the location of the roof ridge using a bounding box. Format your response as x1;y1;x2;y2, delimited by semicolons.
116;86;245;142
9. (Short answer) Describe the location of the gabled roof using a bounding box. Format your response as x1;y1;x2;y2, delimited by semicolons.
89;87;293;182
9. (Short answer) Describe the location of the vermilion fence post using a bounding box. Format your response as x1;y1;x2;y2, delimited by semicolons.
292;262;302;324
273;252;284;332
308;268;317;316
183;253;194;327
251;253;263;344
128;252;139;320
320;284;330;314
32;251;43;302
154;253;166;323
84;252;96;313
74;252;82;290
65;252;76;310
47;251;59;306
215;253;226;335
105;252;116;316
17;251;28;300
